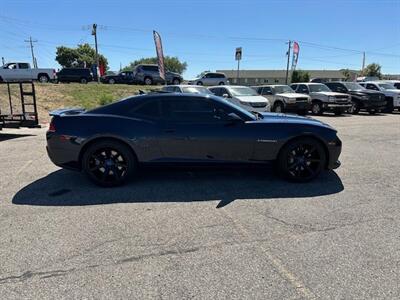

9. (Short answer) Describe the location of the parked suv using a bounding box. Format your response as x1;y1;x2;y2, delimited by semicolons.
325;82;386;114
290;83;351;115
101;71;135;84
133;64;182;85
188;72;228;86
208;86;270;113
359;82;400;113
252;85;311;114
56;68;93;84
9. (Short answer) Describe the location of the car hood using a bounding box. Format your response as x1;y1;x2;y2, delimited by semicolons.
235;95;269;103
256;112;334;130
312;91;347;96
276;92;307;99
348;90;383;96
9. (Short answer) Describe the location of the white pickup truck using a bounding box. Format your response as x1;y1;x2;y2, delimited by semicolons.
0;62;56;83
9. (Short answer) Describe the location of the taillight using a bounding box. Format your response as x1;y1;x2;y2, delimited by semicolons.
48;119;56;132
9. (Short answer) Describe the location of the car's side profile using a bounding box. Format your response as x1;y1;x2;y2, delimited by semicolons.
46;94;342;187
188;72;228;86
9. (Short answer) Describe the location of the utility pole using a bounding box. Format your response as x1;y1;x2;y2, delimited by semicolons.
24;36;38;68
285;40;292;85
361;51;366;73
92;24;100;83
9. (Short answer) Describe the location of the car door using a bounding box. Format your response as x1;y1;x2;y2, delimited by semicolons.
158;96;254;162
18;63;32;80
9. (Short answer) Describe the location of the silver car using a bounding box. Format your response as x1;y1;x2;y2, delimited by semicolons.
161;85;213;95
188;72;229;86
208;85;270;112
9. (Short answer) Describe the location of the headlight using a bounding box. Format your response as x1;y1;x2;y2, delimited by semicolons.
328;96;336;102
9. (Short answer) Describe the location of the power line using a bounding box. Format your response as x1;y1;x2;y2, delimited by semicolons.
24;36;38;68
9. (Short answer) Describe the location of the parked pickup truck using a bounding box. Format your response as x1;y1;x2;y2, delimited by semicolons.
0;62;56;83
325;82;386;114
291;83;351;115
359;81;400;113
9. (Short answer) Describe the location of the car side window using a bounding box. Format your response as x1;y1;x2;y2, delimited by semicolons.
209;88;222;96
18;63;30;69
290;84;298;91
298;84;309;94
129;99;161;119
162;97;222;123
366;84;379;91
262;87;273;95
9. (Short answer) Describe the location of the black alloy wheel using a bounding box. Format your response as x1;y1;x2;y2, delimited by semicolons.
82;141;136;187
277;138;326;182
348;101;359;114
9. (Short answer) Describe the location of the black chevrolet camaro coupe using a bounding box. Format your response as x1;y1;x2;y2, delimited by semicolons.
46;93;342;186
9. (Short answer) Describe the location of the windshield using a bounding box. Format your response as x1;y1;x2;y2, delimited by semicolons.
182;87;212;94
309;84;331;92
378;83;395;90
273;85;295;94
343;82;365;91
229;87;259;96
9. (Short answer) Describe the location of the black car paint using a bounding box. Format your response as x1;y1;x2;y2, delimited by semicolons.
47;94;341;172
325;82;387;111
101;71;135;84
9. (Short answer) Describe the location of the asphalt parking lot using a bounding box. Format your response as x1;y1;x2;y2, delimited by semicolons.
1;112;399;299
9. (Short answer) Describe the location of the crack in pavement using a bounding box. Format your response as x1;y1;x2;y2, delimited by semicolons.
0;268;75;284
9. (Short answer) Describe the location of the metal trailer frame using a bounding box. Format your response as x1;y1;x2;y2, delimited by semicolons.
0;81;40;129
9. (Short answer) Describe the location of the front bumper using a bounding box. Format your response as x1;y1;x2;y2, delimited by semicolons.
324;103;352;111
285;102;311;111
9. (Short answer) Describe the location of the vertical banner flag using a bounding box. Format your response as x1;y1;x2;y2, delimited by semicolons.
291;41;300;70
153;30;165;81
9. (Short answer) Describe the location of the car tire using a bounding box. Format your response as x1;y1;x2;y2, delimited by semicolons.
82;140;137;187
172;78;181;85
311;102;323;115
144;77;153;85
196;81;203;86
218;82;225;85
38;74;49;83
80;77;88;84
108;78;115;84
273;102;284;113
277;137;326;182
348;101;360;114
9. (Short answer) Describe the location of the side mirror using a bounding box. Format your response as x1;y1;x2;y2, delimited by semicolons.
226;112;243;123
222;93;229;98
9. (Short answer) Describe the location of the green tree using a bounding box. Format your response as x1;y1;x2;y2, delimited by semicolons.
55;43;108;70
341;69;352;81
291;70;310;83
362;63;382;78
123;56;187;74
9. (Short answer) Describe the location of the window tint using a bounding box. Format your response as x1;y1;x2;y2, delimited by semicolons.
131;100;161;118
298;84;309;93
326;83;346;92
209;87;222;96
163;98;220;122
262;86;273;95
366;84;379;91
290;84;298;90
215;74;225;78
18;63;30;69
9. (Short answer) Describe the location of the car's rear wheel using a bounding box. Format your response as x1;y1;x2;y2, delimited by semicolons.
82;140;137;187
144;77;153;85
273;102;284;113
80;77;88;84
311;102;323;115
277;138;326;182
348;101;360;114
172;78;180;85
38;74;49;83
108;78;115;84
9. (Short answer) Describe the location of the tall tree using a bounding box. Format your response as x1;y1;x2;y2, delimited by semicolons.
362;63;382;78
123;56;187;74
291;70;310;83
55;43;108;70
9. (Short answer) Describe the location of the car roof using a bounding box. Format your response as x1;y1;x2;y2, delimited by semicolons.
208;85;248;89
164;85;207;88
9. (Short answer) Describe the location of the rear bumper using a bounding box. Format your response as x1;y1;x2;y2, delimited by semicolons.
46;133;81;170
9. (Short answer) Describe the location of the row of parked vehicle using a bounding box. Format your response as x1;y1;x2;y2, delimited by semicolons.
160;81;400;116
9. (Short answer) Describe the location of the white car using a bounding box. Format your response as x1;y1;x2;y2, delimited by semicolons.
0;62;56;83
359;82;400;112
252;85;311;114
188;72;229;86
290;83;351;115
161;85;213;95
208;86;270;113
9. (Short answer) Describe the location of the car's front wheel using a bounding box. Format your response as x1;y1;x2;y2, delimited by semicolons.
348;101;360;114
82;140;137;187
273;102;284;113
311;102;323;115
172;78;181;85
108;78;115;84
277;138;326;182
